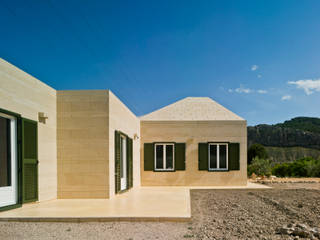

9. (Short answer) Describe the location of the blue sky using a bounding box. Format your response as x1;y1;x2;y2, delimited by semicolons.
1;0;320;125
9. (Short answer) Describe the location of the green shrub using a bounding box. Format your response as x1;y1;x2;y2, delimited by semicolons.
271;157;320;177
248;157;272;177
248;144;269;165
289;157;315;177
272;163;290;177
310;159;320;177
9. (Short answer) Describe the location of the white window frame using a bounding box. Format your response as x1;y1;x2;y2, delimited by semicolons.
0;112;18;207
154;143;175;171
208;143;228;171
120;134;127;191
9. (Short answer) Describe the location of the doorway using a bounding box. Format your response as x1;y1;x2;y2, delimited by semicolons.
115;131;133;194
120;135;127;191
0;113;17;208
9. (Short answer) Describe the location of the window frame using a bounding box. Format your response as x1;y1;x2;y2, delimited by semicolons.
119;134;127;189
208;143;228;171
154;143;175;172
0;113;16;190
0;108;22;212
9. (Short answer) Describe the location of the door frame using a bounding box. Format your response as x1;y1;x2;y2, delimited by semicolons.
115;130;133;194
0;112;17;207
120;134;127;191
0;108;22;212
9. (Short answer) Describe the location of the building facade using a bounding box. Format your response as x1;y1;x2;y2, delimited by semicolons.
0;58;247;211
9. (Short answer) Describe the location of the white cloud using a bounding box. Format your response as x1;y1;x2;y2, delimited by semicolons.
251;65;258;71
235;86;253;94
281;95;292;101
257;90;267;94
228;85;268;94
288;79;320;95
257;74;262;78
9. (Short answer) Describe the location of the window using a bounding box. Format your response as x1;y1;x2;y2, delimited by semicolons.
154;143;174;171
0;112;18;208
209;143;228;171
0;116;11;187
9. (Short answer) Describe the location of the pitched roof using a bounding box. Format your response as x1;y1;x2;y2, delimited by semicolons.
140;97;244;121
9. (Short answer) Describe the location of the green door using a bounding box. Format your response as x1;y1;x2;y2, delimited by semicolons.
22;118;38;203
115;131;133;194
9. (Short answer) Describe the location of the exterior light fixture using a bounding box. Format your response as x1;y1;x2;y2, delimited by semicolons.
134;133;139;140
38;112;48;124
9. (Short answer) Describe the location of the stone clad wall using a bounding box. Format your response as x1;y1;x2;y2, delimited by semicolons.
0;58;57;201
108;91;140;198
57;90;109;198
140;120;247;186
1;57;248;202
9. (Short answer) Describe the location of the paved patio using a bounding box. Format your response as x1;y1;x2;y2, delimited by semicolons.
0;187;191;222
0;182;269;222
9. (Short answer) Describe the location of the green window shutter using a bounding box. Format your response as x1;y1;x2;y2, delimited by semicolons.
144;143;154;171
228;143;240;170
198;143;208;170
22;118;38;203
114;131;121;193
127;137;133;189
174;143;186;170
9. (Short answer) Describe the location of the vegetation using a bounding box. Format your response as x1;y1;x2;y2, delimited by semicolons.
248;155;320;177
248;117;320;151
247;157;272;177
247;117;320;177
183;234;194;238
271;163;290;177
265;146;320;164
247;144;268;164
278;117;320;134
272;157;320;177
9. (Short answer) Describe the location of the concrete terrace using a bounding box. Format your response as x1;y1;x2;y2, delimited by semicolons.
0;183;269;222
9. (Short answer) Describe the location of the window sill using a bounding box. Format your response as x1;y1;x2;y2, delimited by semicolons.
208;169;229;172
154;169;175;172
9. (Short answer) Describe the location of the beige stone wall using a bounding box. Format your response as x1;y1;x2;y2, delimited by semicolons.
0;58;57;201
57;90;140;199
1;58;247;202
108;91;140;198
57;90;109;198
140;120;247;186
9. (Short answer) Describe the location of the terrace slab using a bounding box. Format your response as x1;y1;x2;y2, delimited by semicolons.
0;182;268;222
0;187;190;222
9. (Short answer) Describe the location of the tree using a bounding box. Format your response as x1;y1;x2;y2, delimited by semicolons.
248;144;268;165
247;157;272;177
272;163;290;177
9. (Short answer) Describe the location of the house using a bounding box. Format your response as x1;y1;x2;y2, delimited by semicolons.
0;58;247;211
140;97;247;186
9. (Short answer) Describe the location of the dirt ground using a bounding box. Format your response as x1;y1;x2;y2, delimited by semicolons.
0;182;319;240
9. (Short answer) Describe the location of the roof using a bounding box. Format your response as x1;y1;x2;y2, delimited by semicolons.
140;97;244;121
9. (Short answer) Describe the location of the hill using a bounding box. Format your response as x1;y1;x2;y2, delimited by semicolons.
276;117;320;134
248;117;320;162
265;146;320;163
248;117;320;150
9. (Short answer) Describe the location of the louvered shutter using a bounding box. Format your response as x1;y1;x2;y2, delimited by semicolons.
174;143;186;170
198;143;208;170
144;143;154;171
127;137;133;189
22;118;38;203
114;131;121;193
228;143;240;170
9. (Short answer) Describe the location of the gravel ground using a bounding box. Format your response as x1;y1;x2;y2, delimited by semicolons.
0;183;319;240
